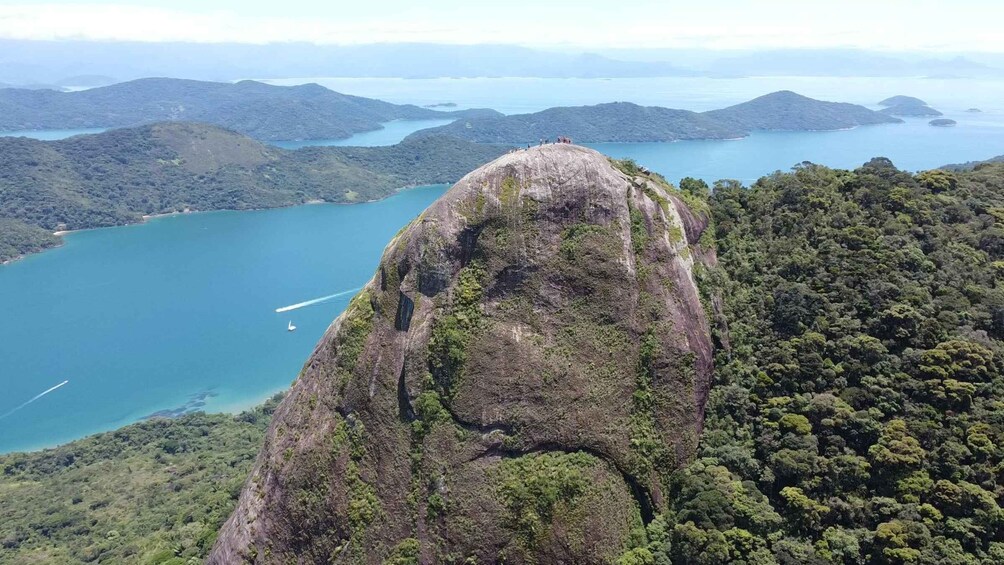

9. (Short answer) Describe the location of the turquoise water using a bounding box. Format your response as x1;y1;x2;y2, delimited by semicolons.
0;186;447;453
0;127;107;140
4;76;1004;453
589;115;1004;185
271;118;454;148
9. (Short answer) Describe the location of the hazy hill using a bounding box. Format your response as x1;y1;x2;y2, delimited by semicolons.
410;101;746;143
879;95;928;106
410;91;900;143
3;40;1003;83
703;90;901;130
0;40;701;83
0;78;500;141
0;122;508;262
877;95;943;117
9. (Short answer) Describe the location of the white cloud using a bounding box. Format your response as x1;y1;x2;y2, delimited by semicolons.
0;2;1002;51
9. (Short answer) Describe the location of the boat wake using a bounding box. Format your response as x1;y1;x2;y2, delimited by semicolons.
0;380;69;420
275;287;362;313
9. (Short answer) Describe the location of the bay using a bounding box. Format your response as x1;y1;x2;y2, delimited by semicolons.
0;185;447;453
271;118;454;149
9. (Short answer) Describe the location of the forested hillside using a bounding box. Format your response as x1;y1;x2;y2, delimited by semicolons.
0;78;499;141
409;91;901;143
624;161;1004;563
0;396;282;564
0;123;507;262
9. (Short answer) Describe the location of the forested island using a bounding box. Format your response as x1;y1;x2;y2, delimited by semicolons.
877;95;943;117
0;122;507;262
0;78;500;141
930;118;957;127
409;91;902;143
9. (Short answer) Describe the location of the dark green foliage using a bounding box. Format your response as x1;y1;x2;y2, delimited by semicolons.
651;161;1004;563
0;218;57;262
495;452;592;550
0;395;282;564
0;123;507;260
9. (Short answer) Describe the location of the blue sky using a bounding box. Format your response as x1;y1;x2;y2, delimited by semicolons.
1;0;1002;51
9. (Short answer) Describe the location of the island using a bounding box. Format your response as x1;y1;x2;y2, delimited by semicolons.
0;78;501;141
878;95;928;106
929;118;957;127
423;102;458;108
877;95;942;117
966;108;983;113
0;122;509;262
407;90;901;143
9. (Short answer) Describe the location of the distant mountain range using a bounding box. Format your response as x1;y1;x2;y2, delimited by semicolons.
409;91;901;143
0;122;508;262
0;78;500;141
2;41;1002;84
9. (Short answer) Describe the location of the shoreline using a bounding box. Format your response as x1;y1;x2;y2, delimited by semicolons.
3;186;446;266
0;385;291;457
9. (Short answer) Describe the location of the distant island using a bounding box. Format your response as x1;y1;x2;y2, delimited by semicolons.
967;108;982;113
930;118;957;127
878;95;927;106
0;122;508;262
877;94;943;117
408;91;901;143
0;78;501;141
423;102;458;108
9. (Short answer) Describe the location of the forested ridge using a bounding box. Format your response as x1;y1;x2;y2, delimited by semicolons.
0;78;499;141
0;122;507;262
620;160;1004;563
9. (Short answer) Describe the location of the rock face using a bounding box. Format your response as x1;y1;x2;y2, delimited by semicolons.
209;145;716;564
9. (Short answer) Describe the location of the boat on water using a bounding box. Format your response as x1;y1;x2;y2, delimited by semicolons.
288;320;297;332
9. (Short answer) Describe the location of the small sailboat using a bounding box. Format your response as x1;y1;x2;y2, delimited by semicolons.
288;320;297;332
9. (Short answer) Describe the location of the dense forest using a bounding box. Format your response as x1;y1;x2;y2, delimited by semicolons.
0;122;507;262
0;395;281;564
621;161;1004;563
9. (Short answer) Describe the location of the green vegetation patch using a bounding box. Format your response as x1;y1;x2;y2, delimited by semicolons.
494;452;594;551
0;396;281;565
428;262;486;399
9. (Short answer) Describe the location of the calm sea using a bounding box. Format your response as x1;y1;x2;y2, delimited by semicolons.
2;76;1004;453
0;186;447;453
